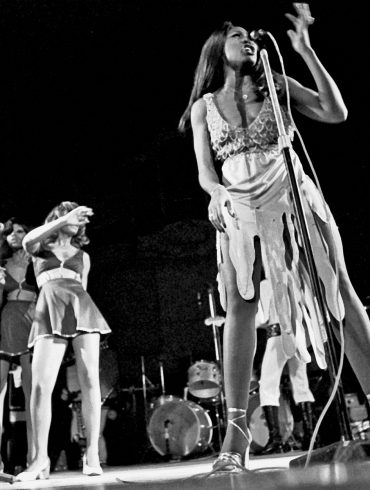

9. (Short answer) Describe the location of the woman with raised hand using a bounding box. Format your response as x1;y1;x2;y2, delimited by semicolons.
179;5;370;474
15;201;111;482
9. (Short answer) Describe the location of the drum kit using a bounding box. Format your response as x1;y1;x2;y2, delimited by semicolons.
146;359;225;459
146;285;227;460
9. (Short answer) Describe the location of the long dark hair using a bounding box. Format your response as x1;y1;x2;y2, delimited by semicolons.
0;217;32;260
178;21;283;133
44;201;90;248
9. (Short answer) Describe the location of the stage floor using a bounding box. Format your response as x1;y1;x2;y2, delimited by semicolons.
0;451;302;489
2;449;370;489
3;450;370;490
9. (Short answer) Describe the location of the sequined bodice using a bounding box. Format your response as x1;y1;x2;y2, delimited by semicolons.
204;93;294;161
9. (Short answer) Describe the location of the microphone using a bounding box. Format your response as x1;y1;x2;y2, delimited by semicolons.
250;29;269;41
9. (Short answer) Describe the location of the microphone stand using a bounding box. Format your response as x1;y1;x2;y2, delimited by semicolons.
260;48;352;452
205;285;227;445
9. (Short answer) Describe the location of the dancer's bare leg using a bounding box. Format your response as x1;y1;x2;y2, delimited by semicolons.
73;333;101;468
27;337;68;471
219;235;262;456
0;359;10;469
20;354;34;465
317;216;370;395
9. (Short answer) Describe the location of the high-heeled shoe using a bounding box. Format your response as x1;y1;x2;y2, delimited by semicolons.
82;454;103;476
211;408;252;475
14;458;50;482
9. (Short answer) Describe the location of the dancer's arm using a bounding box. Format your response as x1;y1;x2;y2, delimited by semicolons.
23;206;93;254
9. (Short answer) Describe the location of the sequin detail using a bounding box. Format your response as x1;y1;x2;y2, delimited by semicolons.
204;93;294;160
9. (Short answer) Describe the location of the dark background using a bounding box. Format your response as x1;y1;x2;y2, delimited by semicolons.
0;0;369;395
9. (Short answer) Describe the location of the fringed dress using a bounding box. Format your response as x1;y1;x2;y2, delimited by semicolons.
204;93;344;369
28;249;111;347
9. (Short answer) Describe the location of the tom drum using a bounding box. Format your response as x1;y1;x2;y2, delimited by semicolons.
187;360;221;399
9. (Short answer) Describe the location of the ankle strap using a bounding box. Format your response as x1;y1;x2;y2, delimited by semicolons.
227;408;250;442
228;408;246;414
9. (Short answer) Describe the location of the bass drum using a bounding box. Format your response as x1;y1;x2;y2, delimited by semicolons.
149;394;182;410
147;397;213;458
247;391;294;454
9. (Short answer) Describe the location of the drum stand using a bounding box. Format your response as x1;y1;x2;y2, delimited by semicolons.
204;284;227;450
140;356;158;427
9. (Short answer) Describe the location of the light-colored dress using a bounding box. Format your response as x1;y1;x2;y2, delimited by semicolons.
204;92;344;369
28;248;111;347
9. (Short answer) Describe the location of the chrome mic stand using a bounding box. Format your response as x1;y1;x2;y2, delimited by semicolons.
259;47;352;451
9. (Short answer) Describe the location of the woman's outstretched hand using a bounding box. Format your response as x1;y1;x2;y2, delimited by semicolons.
208;185;236;233
64;206;94;227
285;3;315;53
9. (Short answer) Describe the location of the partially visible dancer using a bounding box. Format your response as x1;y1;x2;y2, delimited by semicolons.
256;280;315;454
179;4;370;474
0;217;37;472
15;201;111;482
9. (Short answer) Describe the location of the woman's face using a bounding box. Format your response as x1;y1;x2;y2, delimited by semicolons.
7;224;26;250
223;26;258;67
61;224;79;237
54;206;79;237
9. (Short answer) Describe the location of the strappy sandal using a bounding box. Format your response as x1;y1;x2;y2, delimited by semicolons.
208;408;252;476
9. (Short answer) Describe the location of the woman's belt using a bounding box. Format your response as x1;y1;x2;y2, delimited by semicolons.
6;290;37;302
37;268;82;288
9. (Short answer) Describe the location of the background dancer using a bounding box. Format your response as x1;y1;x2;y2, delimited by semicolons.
16;201;111;482
0;217;37;472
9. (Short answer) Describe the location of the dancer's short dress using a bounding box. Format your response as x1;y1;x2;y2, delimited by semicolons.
28;248;111;347
204;93;345;369
0;271;37;361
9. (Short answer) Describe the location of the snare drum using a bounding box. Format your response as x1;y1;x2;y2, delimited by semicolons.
187;360;221;399
147;397;213;458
